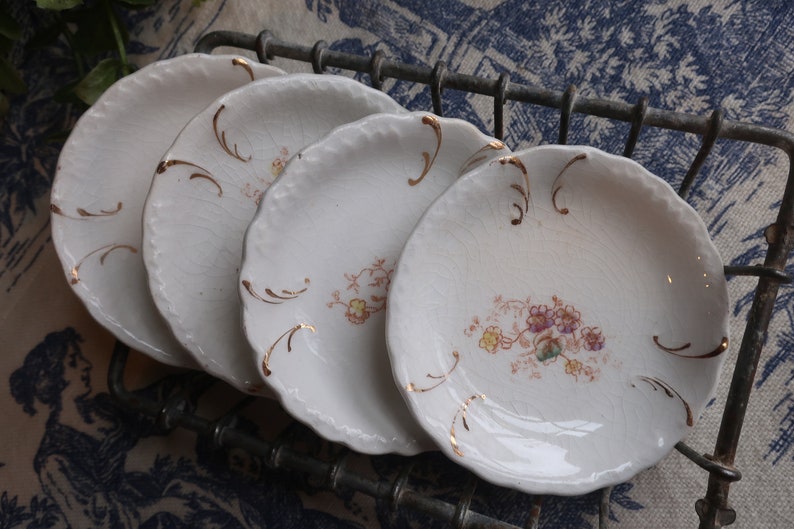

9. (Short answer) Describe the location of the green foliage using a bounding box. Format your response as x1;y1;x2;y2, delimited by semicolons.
1;0;214;121
0;2;22;40
35;0;84;10
66;2;130;55
73;57;122;104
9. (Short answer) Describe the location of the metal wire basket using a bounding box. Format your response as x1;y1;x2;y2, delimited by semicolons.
108;29;794;529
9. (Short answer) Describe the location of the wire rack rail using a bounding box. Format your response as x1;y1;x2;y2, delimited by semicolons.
108;29;794;529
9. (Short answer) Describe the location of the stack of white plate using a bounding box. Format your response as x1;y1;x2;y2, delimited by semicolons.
51;53;731;496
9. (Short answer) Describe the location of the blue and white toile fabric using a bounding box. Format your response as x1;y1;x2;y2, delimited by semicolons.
2;1;793;527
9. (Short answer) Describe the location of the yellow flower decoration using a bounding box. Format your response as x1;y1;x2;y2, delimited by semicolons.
479;325;503;353
345;298;370;324
565;358;584;376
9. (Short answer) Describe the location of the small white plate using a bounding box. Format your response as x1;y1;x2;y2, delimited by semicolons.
387;145;730;493
51;53;284;367
143;74;406;393
240;112;509;454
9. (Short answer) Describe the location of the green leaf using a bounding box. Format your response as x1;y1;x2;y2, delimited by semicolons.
35;0;84;10
0;2;22;40
67;3;128;54
0;55;26;94
73;58;120;105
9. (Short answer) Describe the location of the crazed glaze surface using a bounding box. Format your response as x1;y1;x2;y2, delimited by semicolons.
50;54;284;367
387;145;730;494
142;75;406;393
240;112;509;454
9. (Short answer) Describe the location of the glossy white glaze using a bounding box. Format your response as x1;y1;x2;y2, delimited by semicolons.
240;112;509;453
143;74;406;393
51;54;284;367
387;145;730;494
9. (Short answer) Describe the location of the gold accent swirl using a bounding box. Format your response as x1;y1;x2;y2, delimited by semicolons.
51;202;123;220
188;174;223;197
156;159;223;197
262;323;316;377
157;159;212;175
242;278;310;304
70;243;137;284
653;335;729;359
405;350;460;392
459;140;506;175
493;156;530;225
653;336;691;353
633;376;693;427
551;153;587;215
408;115;442;186
450;393;486;457
232;57;255;81
213;104;251;162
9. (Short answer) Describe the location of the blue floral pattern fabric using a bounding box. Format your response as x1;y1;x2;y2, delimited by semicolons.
1;1;793;528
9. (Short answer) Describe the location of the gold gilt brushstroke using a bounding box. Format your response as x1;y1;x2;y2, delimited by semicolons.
242;277;310;304
51;201;123;220
262;323;316;377
232;57;255;81
188;174;223;197
156;159;223;197
408;115;442;186
633;376;693;427
450;393;486;457
653;335;729;359
405;350;460;392
459;140;506;175
213;104;251;162
70;243;137;284
493;156;530;225
653;336;691;353
157;159;212;175
551;153;587;215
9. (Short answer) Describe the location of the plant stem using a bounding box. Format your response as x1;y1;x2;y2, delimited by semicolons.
59;18;85;79
103;0;130;76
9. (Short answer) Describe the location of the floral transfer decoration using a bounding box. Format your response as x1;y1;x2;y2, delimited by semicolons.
240;147;290;205
270;146;289;177
328;258;393;325
465;295;608;382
